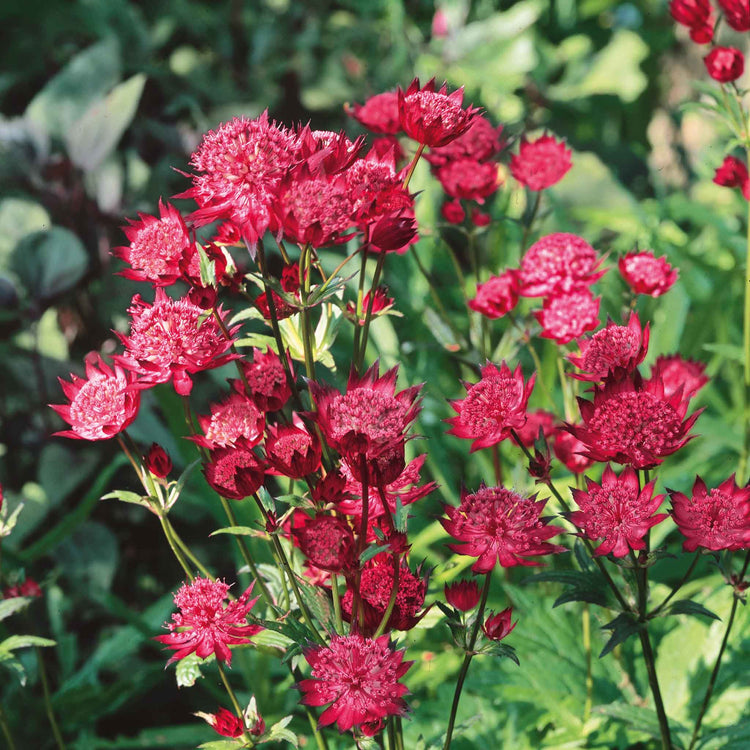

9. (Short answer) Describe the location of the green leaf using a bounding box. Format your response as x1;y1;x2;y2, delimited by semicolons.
0;634;56;652
664;599;721;622
101;490;151;508
599;612;643;658
423;307;463;352
210;525;258;537
0;654;27;685
360;543;384;564
0;198;51;268
0;596;32;622
12;227;89;301
595;702;688;744
175;652;204;688
523;569;610;608
483;641;520;666
197;742;239;750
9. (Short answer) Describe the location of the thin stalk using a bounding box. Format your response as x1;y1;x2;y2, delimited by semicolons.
0;704;16;750
356;252;386;371
36;647;65;750
387;719;397;750
443;572;492;750
741;192;750;481
687;550;750;750
582;604;593;722
491;445;503;486
300;243;317;382
352;242;370;363
166;519;213;579
158;513;194;580
216;661;253;745
402;143;425;190
372;553;401;639
330;573;345;634
395;717;405;750
649;554;700;618
352;457;371;631
520;190;542;254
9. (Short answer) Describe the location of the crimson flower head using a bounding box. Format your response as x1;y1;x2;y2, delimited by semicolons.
568;313;649;382
117;289;238;396
398;78;480;147
155;578;262;666
444;579;481;611
52;354;141;441
534;289;601;345
193;391;265;450
718;0;750;31
237;348;293;413
519;233;606;297
704;47;745;83
266;415;322;478
669;0;715;43
3;578;42;599
434;159;500;202
568;465;667;557
511;409;556;448
194;707;244;738
713;155;750;200
114;200;193;287
425;115;504;167
669;475;750;551
447;361;535;452
468;270;520;319
570;374;701;469
294;514;356;573
510;133;572;191
344;286;395;326
648;355;709;401
346;91;401;134
552;427;594;475
298;634;412;735
442;484;565;572
144;444;172;478
203;441;265;500
308;363;421;481
483;607;517;641
619;251;678;298
442;200;465;224
183;113;300;247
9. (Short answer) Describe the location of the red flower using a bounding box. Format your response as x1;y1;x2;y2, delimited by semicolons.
648;355;709;401
154;578;262;666
519;233;606;297
444;580;481;611
183;113;299;246
435;159;500;201
294;514;356;573
203;441;265;500
704;47;744;83
669;0;715;43
567;313;649;382
346;92;401;135
398;78;480;147
3;578;42;599
619;251;678;297
253;262;302;320
447;361;535;452
535;289;601;345
552;428;594;474
442;484;565;572
265;415;322;478
570;374;700;469
568;465;667;557
669;475;750;551
471;208;491;227
344;286;395;326
51;354;141;441
193;391;265;450
510;134;572;191
511;409;556;448
145;444;172;478
713;155;750;200
342;554;427;633
195;707;244;738
425;115;504;167
298;634;412;734
718;0;750;32
483;607;517;641
117;289;238;396
237;348;293;413
441;199;466;224
468;271;520;319
114;200;193;287
366;212;419;254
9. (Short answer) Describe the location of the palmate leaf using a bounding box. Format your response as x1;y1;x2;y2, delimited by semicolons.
595;702;689;746
662;599;721;622
523;568;611;608
599;612;643;658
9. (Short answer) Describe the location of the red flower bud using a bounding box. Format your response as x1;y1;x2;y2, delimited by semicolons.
444;579;481;611
145;443;172;478
704;47;744;83
482;607;516;641
441;199;465;224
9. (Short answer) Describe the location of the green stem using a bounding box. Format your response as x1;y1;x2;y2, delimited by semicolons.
158;513;194;580
582;604;593;722
352;242;370;364
402;143;426;190
300;243;317;382
741;191;750;482
330;573;345;634
356;252;386;371
216;661;253;744
165;519;213;579
443;572;492;750
372;552;401;639
0;704;16;750
36;646;66;750
520;190;542;254
649;554;700;618
688;550;750;750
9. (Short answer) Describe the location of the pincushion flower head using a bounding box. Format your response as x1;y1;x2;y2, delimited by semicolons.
669;0;715;43
718;0;750;32
535;289;601;345
648;354;709;401
397;78;480;147
519;232;606;297
294;514;355;573
346;91;401;135
442;484;565;572
298;633;412;735
114;200;193;287
425;115;504;167
447;361;535;452
434;159;500;202
183;113;300;246
669;475;750;551
570;373;701;469
619;251;678;297
468;270;520;319
52;354;141;441
704;47;745;83
713;155;750;200
117;288;239;396
265;415;322;478
510;133;572;191
155;578;262;666
203;440;265;500
568;465;667;557
568;313;649;382
308;363;422;479
192;391;265;450
237;347;292;413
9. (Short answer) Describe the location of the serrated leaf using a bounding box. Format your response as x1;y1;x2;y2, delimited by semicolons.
273;493;310;508
66;74;146;172
483;642;520;666
599;612;643;658
251;629;293;651
360;543;383;565
0;634;56;651
523;569;610;608
664;599;721;622
0;596;31;621
296;575;333;630
266;724;299;746
175;652;204;688
394;497;408;533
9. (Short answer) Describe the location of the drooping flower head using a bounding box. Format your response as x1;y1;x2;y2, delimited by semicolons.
704;46;745;83
203;440;266;500
184;113;300;246
483;607;517;641
647;354;709;401
236;347;293;413
442;484;565;572
52;354;141;441
519;233;606;297
447;361;535;452
669;0;715;43
398;78;480;147
669;475;750;551
568;465;667;557
192;391;265;450
114;200;193;287
117;288;238;396
535;289;601;345
568;313;649;382
468;270;520;319
713;155;750;200
510;133;572;191
619;251;678;297
346;91;401;135
194;707;245;738
155;578;262;666
298;634;412;735
718;0;750;32
569;374;701;469
265;415;322;478
425;115;504;167
294;514;356;573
